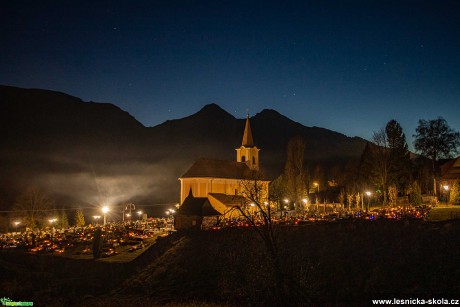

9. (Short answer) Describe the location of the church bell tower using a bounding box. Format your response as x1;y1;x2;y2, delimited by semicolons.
236;114;260;170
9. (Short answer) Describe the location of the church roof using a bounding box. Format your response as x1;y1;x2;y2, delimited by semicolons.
208;193;249;206
178;189;221;216
241;115;254;147
202;201;222;216
178;195;208;215
181;158;259;179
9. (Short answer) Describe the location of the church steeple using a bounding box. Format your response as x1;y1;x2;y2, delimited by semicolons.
236;114;260;170
241;114;254;147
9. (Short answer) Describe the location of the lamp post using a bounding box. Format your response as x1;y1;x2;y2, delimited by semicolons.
313;182;319;193
443;185;449;205
102;206;109;226
365;191;372;212
125;203;135;224
302;198;308;213
166;209;175;229
14;221;20;232
283;199;289;217
93;215;101;225
313;182;319;213
137;211;143;221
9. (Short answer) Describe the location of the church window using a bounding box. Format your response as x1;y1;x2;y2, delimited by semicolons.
242;156;246;162
252;156;256;164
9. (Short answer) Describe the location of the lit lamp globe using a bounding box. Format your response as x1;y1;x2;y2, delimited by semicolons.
102;206;109;225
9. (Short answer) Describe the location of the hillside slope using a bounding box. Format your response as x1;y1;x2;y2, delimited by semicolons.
86;220;460;306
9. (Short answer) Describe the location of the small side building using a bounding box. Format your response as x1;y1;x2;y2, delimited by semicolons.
175;189;221;230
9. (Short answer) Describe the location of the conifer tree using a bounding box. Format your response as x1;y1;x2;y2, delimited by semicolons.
74;209;85;227
60;209;70;229
449;180;460;205
408;181;422;206
386;119;411;193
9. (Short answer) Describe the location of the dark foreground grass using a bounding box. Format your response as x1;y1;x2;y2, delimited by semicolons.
1;220;459;306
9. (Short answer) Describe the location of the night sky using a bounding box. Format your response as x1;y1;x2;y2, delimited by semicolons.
1;0;459;146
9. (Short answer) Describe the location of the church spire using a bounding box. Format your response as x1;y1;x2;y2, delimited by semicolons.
241;114;254;147
236;114;260;170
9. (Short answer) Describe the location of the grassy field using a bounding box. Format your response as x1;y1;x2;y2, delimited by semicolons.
426;207;460;221
1;220;459;306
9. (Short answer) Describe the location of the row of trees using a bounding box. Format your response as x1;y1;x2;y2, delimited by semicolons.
361;117;459;203
269;117;460;207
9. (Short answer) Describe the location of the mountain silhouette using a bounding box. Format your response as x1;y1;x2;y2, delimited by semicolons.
0;85;366;211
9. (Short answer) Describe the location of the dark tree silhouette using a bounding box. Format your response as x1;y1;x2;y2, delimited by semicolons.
386;119;411;193
360;129;390;204
12;187;54;229
284;136;308;207
413;117;460;196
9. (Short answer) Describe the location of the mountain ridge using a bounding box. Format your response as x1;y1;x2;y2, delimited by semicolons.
0;85;367;210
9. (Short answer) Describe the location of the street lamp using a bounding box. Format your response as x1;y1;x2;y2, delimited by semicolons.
93;215;101;225
313;182;319;193
365;191;372;212
124;203;135;223
137;211;143;221
165;209;175;229
443;185;449;205
313;182;319;213
48;218;57;228
102;206;109;226
13;221;20;232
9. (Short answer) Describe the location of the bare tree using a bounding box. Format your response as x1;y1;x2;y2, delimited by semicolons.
226;173;312;304
12;187;54;229
229;175;276;259
355;192;362;211
338;189;345;210
388;185;398;207
361;129;391;205
346;192;354;211
284;136;308;207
